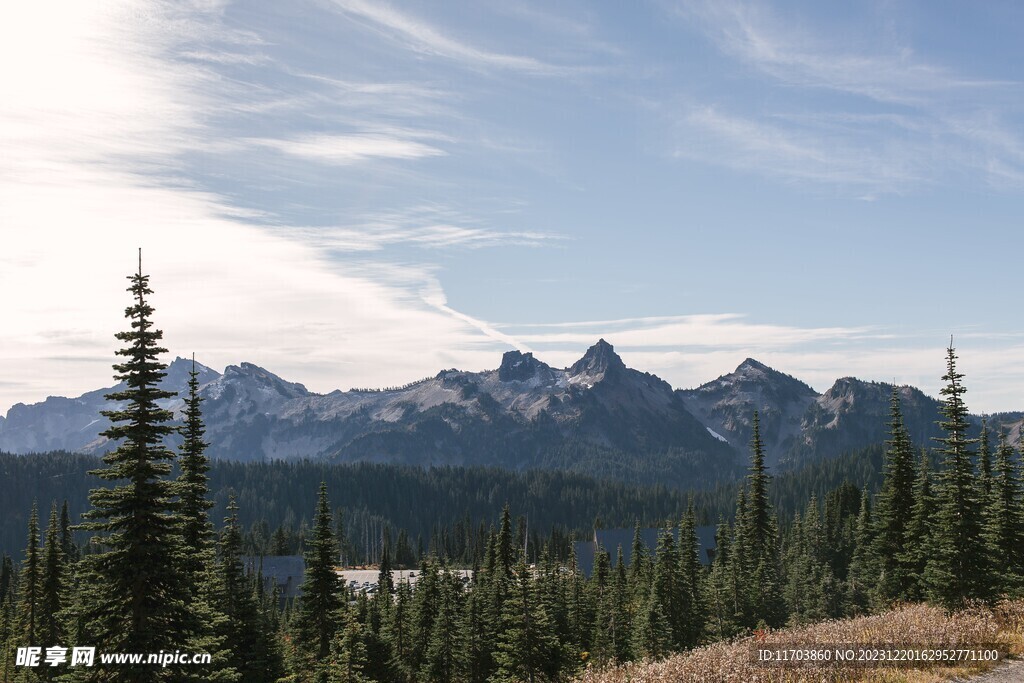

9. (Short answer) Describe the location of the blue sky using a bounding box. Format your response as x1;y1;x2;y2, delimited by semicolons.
2;0;1024;413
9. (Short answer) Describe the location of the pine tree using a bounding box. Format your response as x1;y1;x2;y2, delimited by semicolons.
740;413;786;627
872;389;917;603
60;500;78;563
177;356;215;581
75;255;194;675
978;419;993;502
329;620;370;683
176;357;237;682
590;547;614;664
925;344;992;607
649;525;682;649
294;483;344;681
386;579;413;682
628;522;648;600
420;569;467;682
899;448;935;601
744;412;773;565
677;502;705;648
409;559;440;674
705;520;737;640
984;433;1023;589
845;490;874;615
610;546;632;663
18;503;41;647
38;502;66;650
215;497;261;681
492;559;561;683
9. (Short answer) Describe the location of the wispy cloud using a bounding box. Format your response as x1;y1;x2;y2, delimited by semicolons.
678;0;1011;105
249;133;446;165
328;0;569;75
666;0;1024;192
0;1;531;411
282;204;564;251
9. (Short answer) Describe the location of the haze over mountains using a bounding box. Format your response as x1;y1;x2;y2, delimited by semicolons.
1;341;1018;487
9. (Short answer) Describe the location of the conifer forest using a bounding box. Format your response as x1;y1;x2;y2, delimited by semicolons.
3;266;1024;683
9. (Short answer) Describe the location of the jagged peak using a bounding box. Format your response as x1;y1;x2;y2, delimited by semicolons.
222;363;308;394
498;350;551;382
569;339;625;378
736;357;770;373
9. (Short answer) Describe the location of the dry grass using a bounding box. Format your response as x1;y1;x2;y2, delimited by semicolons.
577;600;1024;683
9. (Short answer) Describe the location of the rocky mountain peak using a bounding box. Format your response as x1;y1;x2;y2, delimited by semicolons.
569;339;625;379
736;357;770;376
220;363;309;398
498;350;551;382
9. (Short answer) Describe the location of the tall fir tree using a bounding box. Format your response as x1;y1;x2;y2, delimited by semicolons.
984;433;1024;588
293;483;344;682
845;490;874;615
420;569;467;682
925;344;992;608
744;412;773;566
76;254;194;677
677;503;705;648
215;497;262;682
18;503;41;648
899;448;936;601
38;502;66;651
492;559;561;683
329;620;370;683
872;388;917;603
177;356;215;580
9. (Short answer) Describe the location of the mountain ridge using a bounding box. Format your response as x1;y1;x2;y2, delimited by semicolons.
1;346;1018;483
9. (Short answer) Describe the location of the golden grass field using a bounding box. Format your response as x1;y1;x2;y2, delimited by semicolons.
576;601;1024;683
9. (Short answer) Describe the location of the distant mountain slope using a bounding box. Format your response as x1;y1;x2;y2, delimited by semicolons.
677;358;818;465
679;359;1009;467
3;344;1018;482
0;341;738;488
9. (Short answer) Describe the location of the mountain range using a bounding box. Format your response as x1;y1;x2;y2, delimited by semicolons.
1;340;1018;487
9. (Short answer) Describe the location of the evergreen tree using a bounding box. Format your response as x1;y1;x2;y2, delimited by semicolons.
744;412;773;565
386;579;413;682
925;344;992;607
628;522;648;600
984;433;1023;588
420;569;467;682
648;525;681;649
978;419;993;502
565;543;591;659
899;448;935;601
492;559;561;683
294;483;344;681
409;560;440;674
18;503;41;648
75;255;194;676
377;542;394;600
0;555;12;605
177;356;215;580
329;620;370;683
845;490;874;615
610;546;632;663
215;497;262;681
176;357;237;682
590;547;614;664
872;388;917;603
677;502;705;648
60;500;78;563
38;502;66;650
705;521;737;640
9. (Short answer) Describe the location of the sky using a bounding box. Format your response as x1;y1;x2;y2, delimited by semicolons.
2;0;1023;414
